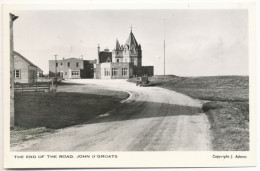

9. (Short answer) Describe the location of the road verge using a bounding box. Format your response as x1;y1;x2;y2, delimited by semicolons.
128;75;249;151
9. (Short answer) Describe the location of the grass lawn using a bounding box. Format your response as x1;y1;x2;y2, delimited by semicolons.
129;75;249;151
12;81;128;146
14;82;129;129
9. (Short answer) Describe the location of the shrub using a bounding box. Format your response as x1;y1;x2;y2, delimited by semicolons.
202;102;226;112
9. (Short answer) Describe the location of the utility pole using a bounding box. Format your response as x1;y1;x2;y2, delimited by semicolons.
54;54;58;83
164;18;166;76
10;13;18;127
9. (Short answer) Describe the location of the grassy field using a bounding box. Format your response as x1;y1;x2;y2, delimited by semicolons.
129;75;249;151
14;82;128;129
12;81;128;146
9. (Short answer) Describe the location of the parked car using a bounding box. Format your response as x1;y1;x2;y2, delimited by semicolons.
136;76;150;87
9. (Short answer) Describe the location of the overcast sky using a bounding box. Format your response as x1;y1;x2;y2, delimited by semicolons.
12;10;248;76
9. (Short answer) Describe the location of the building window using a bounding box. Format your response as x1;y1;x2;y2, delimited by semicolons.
65;72;67;75
134;60;137;65
72;71;80;76
76;62;79;67
112;68;118;76
56;63;58;67
122;68;128;76
117;59;119;63
104;68;110;76
61;62;63;66
14;70;20;78
68;62;70;67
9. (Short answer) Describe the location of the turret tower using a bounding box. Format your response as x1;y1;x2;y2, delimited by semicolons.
112;27;142;66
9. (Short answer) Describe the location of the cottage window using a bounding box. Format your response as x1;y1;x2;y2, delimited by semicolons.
104;68;110;76
76;62;79;67
68;62;70;67
61;62;63;66
72;71;80;76
122;68;128;76
112;68;118;76
56;63;58;67
117;59;119;63
14;70;20;78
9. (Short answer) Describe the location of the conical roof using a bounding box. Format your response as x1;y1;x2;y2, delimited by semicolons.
115;39;120;50
125;31;139;49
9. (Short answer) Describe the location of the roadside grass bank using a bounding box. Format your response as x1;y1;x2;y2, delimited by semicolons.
14;82;128;129
12;81;129;147
11;127;55;147
128;75;249;150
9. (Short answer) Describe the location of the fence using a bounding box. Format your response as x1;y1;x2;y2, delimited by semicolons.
14;82;51;93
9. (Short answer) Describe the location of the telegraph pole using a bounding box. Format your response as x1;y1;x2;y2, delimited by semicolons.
10;13;18;127
164;18;166;76
54;54;58;83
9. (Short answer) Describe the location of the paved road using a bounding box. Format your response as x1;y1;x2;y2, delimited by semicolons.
12;79;212;151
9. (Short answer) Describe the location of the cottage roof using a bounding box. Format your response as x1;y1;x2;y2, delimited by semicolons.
13;51;36;67
36;67;43;72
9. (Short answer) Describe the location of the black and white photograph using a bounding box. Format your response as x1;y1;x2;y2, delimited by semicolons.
2;1;257;169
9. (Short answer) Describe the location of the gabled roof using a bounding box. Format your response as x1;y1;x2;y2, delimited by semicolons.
37;67;43;72
13;51;36;67
99;51;112;63
14;51;43;72
125;31;139;49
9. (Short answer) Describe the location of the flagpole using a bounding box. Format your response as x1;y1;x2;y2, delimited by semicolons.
164;18;165;76
54;54;58;83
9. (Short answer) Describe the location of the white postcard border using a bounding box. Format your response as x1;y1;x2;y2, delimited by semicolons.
2;1;257;168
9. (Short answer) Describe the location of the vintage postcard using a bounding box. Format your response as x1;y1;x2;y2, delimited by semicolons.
2;1;256;169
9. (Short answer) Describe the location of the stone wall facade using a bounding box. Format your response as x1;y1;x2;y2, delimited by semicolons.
95;29;154;79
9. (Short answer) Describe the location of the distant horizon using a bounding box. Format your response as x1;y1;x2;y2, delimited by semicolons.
153;74;249;77
13;10;248;76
